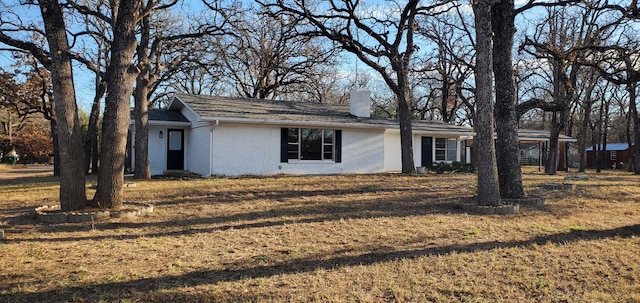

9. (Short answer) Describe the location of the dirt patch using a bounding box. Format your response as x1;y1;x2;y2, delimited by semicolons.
0;165;53;180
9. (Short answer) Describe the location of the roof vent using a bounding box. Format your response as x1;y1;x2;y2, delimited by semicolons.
350;89;371;118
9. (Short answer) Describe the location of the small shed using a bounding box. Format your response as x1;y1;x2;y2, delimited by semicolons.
586;143;634;169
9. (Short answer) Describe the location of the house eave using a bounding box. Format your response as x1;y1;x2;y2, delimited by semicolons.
148;121;191;127
200;116;390;130
200;116;476;137
388;128;476;137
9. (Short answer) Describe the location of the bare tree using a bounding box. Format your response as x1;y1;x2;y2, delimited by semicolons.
520;4;620;174
260;0;453;174
590;46;640;172
473;0;501;206
38;0;87;211
93;0;142;209
492;0;524;198
211;5;338;100
132;0;231;179
574;68;601;172
73;1;111;175
416;5;475;125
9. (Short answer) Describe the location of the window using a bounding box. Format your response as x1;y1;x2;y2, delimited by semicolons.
435;138;457;162
610;150;617;161
285;128;337;161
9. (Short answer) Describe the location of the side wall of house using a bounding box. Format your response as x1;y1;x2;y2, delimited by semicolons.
148;125;168;175
208;123;384;176
185;122;212;176
383;131;462;172
383;131;402;172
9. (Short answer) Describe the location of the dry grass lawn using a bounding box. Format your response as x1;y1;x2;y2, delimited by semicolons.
0;168;639;302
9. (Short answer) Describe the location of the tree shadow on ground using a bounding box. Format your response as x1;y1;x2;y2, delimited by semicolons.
8;195;467;243
5;224;639;303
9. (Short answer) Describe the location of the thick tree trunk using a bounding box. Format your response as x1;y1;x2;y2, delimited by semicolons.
94;0;141;209
396;85;416;174
473;0;501;206
491;0;524;199
38;0;87;211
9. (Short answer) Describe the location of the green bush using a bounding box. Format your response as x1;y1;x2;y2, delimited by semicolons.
429;161;476;173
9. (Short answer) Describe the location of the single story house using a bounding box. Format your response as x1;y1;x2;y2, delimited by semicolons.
128;91;574;176
586;143;634;169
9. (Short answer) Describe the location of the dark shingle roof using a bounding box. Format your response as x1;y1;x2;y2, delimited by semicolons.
148;108;189;122
172;93;475;136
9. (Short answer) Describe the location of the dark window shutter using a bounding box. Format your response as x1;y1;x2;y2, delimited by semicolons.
335;130;342;163
280;128;288;163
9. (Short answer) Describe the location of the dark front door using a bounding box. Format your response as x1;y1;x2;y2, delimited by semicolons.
421;136;433;167
167;129;184;170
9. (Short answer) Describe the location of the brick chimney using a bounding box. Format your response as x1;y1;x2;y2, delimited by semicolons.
349;89;371;118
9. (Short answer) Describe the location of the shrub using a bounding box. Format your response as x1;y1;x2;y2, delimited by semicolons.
429;161;476;174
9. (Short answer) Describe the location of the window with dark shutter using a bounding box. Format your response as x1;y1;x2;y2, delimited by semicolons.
282;128;341;162
280;128;289;163
335;130;342;163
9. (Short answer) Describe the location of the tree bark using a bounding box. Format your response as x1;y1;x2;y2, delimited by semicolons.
577;88;595;172
473;0;501;206
50;117;60;176
94;0;141;209
133;11;151;180
491;0;524;199
396;84;415;174
628;83;640;174
133;76;151;179
38;0;87;211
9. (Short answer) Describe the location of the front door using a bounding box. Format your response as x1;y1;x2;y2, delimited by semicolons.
421;136;433;168
167;129;184;170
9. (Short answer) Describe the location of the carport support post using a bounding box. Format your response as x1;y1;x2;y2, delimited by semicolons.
538;142;542;172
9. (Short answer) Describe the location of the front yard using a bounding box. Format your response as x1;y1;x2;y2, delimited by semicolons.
0;170;638;302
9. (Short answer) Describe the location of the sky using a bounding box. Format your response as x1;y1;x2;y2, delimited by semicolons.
0;0;634;112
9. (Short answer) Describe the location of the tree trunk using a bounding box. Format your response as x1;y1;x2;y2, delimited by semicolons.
133;11;151;180
94;0;141;209
38;0;87;211
577;100;593;172
629;83;640;174
50;118;60;176
473;0;501;206
396;84;416;174
133;77;151;179
545;112;562;174
491;0;524;199
84;80;105;174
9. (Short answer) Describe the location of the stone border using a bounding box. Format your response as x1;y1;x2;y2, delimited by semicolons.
462;203;520;215
503;196;546;206
33;203;154;224
565;175;589;181
539;183;576;191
